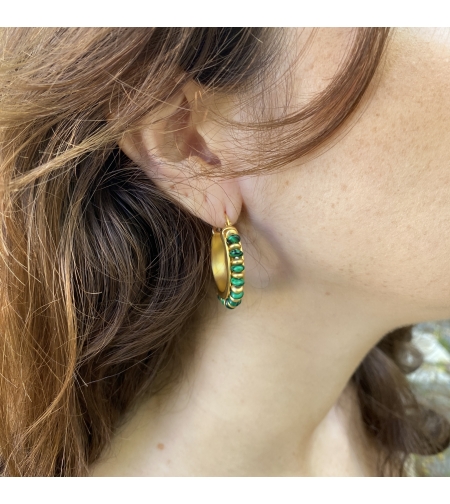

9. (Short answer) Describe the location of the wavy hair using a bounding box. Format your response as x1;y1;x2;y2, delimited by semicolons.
0;27;448;476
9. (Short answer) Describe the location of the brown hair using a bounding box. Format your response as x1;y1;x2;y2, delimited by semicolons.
0;27;448;476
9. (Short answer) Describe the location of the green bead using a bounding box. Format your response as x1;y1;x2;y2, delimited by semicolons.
231;277;245;287
230;265;244;273
227;299;241;308
229;249;243;258
230;290;244;300
226;234;241;245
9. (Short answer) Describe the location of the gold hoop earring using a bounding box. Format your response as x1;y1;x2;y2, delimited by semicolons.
211;213;245;309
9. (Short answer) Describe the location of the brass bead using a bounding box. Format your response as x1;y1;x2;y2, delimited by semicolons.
212;216;245;310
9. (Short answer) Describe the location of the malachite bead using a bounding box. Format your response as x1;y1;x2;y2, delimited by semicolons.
216;228;244;310
230;290;244;300
226;234;241;245
227;298;241;308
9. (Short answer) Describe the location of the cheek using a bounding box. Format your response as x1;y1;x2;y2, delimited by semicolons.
273;37;450;312
278;159;450;318
244;28;450;318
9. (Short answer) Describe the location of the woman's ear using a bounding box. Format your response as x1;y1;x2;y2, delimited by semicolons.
118;81;242;228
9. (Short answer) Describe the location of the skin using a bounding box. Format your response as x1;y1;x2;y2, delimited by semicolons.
91;28;450;476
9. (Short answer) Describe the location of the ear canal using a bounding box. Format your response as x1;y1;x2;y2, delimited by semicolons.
162;96;221;167
184;126;221;166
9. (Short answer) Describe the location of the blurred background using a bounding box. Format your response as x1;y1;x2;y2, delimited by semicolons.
406;321;450;476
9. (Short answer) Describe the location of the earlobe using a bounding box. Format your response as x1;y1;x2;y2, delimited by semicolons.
118;82;242;229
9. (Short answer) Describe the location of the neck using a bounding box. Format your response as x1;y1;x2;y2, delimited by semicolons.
91;223;398;475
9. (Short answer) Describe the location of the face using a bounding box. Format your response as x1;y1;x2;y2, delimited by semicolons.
235;28;450;326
